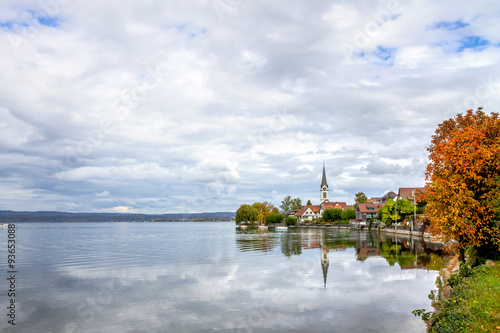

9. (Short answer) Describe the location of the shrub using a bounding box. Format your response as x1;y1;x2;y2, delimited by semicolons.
266;213;284;224
341;208;356;221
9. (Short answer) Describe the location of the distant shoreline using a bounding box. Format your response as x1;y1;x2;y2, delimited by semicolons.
0;210;236;223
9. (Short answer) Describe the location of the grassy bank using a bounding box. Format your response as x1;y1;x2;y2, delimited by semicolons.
421;261;500;332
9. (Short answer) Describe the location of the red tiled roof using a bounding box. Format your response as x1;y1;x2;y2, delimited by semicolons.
295;205;321;216
322;201;348;210
398;187;425;201
357;202;384;214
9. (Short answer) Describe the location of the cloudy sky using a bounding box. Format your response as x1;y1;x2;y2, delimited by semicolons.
1;0;499;214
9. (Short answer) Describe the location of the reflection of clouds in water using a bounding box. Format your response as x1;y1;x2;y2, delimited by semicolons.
8;224;441;333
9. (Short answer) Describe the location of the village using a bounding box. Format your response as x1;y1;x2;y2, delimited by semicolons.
235;163;426;232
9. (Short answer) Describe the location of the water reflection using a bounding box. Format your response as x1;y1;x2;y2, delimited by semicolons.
0;223;444;333
236;228;447;285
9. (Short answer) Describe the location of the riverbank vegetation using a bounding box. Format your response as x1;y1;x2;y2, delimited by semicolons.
415;261;500;332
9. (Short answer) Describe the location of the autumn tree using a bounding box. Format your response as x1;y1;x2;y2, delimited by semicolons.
252;202;279;225
424;108;500;260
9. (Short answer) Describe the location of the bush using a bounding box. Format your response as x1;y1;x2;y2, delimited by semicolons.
285;216;297;225
418;263;500;333
322;208;342;222
341;209;356;221
266;213;284;224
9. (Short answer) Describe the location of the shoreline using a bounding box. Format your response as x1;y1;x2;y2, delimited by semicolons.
293;223;446;245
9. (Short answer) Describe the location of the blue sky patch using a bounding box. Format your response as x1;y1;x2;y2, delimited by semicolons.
37;16;60;28
0;12;60;31
434;20;469;31
458;36;490;52
0;21;14;29
374;46;395;63
171;23;207;39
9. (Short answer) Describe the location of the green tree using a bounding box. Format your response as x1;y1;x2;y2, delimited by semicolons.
341;208;356;221
267;213;284;224
355;192;368;204
396;199;414;221
279;196;303;215
285;216;298;225
322;209;334;222
378;199;414;226
306;199;312;206
322;208;343;222
235;204;258;225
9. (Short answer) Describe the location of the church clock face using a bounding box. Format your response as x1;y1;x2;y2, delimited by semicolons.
323;187;327;191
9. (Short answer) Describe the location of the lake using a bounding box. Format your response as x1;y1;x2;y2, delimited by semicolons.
0;222;445;333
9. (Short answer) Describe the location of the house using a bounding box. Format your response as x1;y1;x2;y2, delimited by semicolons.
356;202;384;222
397;187;425;204
369;192;397;203
381;191;397;202
295;205;321;223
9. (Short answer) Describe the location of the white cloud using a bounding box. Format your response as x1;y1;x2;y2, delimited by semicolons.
108;205;135;213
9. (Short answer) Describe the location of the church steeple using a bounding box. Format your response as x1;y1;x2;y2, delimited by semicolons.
320;163;329;203
321;163;328;188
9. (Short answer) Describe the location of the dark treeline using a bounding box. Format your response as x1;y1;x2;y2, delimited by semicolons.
0;210;235;222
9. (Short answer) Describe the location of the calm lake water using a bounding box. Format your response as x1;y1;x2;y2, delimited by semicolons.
0;222;446;333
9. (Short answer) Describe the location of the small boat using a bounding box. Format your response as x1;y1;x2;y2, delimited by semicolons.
275;226;288;231
239;225;248;229
258;225;268;230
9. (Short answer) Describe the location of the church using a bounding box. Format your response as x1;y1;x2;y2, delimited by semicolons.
295;164;354;223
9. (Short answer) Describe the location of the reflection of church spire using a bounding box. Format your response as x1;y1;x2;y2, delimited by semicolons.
320;243;329;288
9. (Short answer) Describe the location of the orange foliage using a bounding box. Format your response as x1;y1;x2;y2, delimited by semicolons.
424;108;500;253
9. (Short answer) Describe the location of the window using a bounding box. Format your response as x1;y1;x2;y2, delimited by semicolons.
323;192;326;198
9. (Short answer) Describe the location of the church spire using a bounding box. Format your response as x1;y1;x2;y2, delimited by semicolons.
320;163;329;204
321;162;328;188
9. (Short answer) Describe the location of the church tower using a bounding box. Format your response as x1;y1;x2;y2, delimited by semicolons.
320;163;329;203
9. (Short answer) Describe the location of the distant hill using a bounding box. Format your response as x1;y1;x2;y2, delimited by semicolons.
0;210;235;222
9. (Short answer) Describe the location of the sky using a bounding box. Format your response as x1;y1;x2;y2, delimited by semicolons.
0;0;499;214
